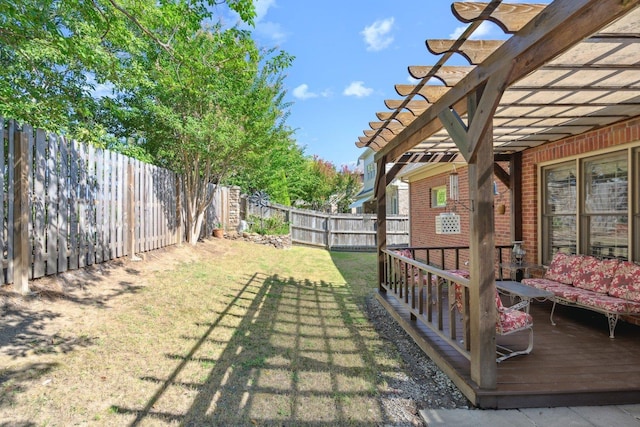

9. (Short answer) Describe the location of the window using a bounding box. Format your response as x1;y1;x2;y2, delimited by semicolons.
542;163;577;262
581;153;628;260
366;163;376;180
541;147;639;264
431;186;447;208
388;186;399;215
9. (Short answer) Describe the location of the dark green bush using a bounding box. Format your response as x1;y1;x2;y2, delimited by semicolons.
247;214;290;236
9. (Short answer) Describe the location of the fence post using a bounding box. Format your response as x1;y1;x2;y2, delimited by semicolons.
326;214;332;250
13;124;30;293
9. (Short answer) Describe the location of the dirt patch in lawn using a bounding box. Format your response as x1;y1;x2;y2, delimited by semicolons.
0;238;468;426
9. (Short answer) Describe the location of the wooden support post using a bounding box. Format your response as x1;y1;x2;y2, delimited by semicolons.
375;155;388;293
510;152;523;242
468;105;497;390
13;125;30;294
510;152;524;277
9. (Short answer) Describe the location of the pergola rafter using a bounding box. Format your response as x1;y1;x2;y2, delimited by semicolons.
356;1;640;164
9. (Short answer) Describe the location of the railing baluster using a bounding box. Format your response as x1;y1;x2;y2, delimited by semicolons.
436;279;444;331
449;281;457;340
381;245;510;361
462;286;471;351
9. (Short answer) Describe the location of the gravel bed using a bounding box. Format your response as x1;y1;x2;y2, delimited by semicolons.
363;294;472;426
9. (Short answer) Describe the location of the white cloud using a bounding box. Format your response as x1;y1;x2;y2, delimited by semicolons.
254;0;276;23
343;81;373;98
407;76;420;84
361;17;395;51
256;21;287;44
449;20;494;40
251;0;288;44
293;84;318;100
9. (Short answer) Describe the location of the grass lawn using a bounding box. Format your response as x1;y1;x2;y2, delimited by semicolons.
0;238;423;426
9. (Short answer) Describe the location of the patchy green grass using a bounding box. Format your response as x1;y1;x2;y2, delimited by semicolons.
0;239;415;426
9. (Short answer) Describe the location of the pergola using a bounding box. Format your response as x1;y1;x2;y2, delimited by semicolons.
356;1;640;389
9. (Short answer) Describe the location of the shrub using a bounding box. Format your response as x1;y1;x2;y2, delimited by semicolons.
247;214;290;236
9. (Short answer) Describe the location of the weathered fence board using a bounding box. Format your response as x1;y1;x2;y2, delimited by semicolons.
57;134;69;273
0;120;207;289
246;201;409;250
47;133;59;274
0;120;260;290
33;129;46;278
7;120;15;283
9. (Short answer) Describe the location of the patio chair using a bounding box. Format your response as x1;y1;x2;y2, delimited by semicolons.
495;291;534;362
452;283;534;362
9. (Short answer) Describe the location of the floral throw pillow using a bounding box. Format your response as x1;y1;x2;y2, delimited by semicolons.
544;253;583;285
396;249;413;259
608;261;640;303
573;256;619;294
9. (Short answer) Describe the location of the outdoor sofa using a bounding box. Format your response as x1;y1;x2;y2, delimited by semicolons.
521;253;640;338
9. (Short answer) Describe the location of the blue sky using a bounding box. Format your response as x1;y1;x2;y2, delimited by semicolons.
223;0;551;168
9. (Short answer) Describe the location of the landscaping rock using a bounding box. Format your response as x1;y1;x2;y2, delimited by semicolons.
231;232;292;249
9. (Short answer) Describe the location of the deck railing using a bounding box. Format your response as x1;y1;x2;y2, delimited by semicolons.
381;245;511;360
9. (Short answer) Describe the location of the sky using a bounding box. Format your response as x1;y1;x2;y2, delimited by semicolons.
221;0;551;169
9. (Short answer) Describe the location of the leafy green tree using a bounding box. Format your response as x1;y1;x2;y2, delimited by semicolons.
334;165;362;213
227;133;311;206
1;0;294;244
105;23;292;243
0;0;255;140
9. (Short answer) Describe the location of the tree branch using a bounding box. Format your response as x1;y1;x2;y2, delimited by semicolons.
106;0;174;55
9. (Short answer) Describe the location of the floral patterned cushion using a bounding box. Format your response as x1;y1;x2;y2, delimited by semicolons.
449;271;472;311
572;256;619;294
576;292;640;314
496;292;533;334
544;253;584;285
608;261;640;303
522;278;564;290
396;249;413;259
546;284;593;302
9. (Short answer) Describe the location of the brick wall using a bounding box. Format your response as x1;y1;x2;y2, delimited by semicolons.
409;164;512;268
521;117;640;263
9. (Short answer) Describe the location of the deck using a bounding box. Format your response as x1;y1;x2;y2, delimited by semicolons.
377;289;640;409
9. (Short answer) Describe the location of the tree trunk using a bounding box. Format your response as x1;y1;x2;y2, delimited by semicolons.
184;185;213;245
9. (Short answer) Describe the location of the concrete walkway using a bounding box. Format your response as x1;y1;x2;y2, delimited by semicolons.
421;404;640;426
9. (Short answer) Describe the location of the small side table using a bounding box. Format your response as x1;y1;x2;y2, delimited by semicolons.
496;280;554;312
499;262;542;281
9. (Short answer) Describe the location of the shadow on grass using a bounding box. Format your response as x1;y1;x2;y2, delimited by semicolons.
0;362;58;413
0;305;99;359
0;275;142;360
113;268;411;426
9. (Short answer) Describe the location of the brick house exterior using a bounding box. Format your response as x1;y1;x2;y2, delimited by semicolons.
400;162;512;268
400;116;640;268
521;116;640;265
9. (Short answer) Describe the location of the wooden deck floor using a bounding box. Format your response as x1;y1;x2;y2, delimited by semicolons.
376;290;640;409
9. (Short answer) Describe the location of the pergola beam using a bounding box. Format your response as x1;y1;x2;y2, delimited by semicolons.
376;0;640;164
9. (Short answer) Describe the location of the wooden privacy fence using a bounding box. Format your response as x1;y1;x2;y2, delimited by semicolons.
245;201;409;250
2;119;236;292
